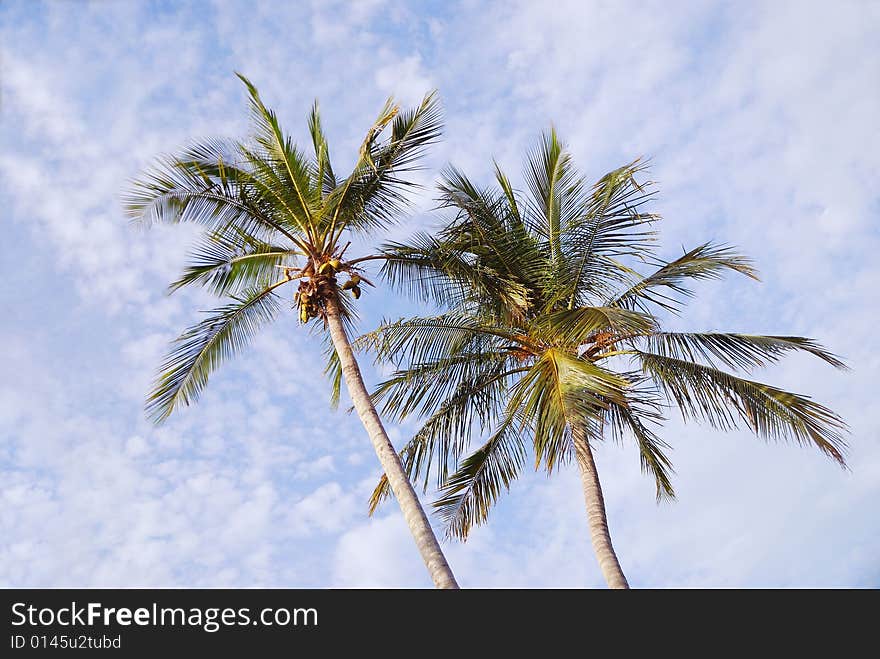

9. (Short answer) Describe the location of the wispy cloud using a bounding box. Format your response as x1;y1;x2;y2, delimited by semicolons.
1;0;877;587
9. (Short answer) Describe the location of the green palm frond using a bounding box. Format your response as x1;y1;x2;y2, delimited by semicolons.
364;318;527;516
227;142;317;241
308;100;336;197
610;243;758;312
493;161;522;223
532;306;657;346
146;283;283;423
644;332;848;372
235;73;317;230
359;313;524;370
169;225;299;296
372;351;515;423
439;166;546;313
124;138;309;252
123;142;259;230
359;97;399;173
638;352;847;464
559;158;658;307
433;416;528;540
387;90;444;171
522;128;585;264
323;90;442;236
438;165;537;268
606;400;675;500
380;233;488;310
381;232;533;318
368;358;520;513
509;350;629;472
323;337;343;409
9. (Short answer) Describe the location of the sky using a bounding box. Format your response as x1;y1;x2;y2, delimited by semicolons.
1;0;878;588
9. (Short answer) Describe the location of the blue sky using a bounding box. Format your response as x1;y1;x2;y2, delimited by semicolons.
1;0;878;587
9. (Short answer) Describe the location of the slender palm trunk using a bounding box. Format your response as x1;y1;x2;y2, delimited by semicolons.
324;294;459;589
572;424;629;589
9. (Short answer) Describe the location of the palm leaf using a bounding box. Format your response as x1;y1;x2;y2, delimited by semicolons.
372;351;514;423
236;73;317;230
359;313;524;370
610;243;758;312
510;350;629;472
308;100;336;197
381;232;533;318
146;284;283;423
433;416;527;540
522;128;585;264
169;225;298;296
324;90;443;235
638;352;847;464
606;400;675;500
323;337;343;410
124;137;308;250
644;332;847;372
368;359;520;513
532;306;657;347
559;158;658;307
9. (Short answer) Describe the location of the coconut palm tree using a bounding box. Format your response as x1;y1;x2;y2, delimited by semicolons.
362;130;847;589
124;74;458;589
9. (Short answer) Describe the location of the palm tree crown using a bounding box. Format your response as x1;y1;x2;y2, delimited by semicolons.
124;74;460;589
125;74;441;421
363;130;848;554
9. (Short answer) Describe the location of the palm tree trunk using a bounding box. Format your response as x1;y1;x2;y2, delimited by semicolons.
572;423;630;589
324;294;459;589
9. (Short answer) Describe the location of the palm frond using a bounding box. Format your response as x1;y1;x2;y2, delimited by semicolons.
381;232;533;318
124;137;309;250
359;313;523;370
308;99;336;197
610;243;758;312
433;416;527;540
510;349;629;472
146;284;283;423
368;358;520;513
559;159;658;307
387;90;444;170
232;142;316;239
323;336;343;409
493;161;522;223
606;400;675;500
235;73;317;229
324;90;443;235
436;165;546;316
533;306;657;347
169;225;298;296
522;128;584;264
644;332;848;372
638;352;848;464
372;351;514;423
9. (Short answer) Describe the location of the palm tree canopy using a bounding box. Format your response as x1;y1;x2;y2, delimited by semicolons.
361;129;848;540
125;74;442;422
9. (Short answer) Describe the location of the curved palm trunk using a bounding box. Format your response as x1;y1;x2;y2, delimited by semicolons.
324;294;459;589
572;424;630;589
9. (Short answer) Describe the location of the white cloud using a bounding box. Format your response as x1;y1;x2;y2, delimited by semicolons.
0;0;877;588
333;513;431;587
375;53;434;106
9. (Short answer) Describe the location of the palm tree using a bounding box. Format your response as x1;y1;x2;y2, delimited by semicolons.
361;130;847;589
124;74;459;589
